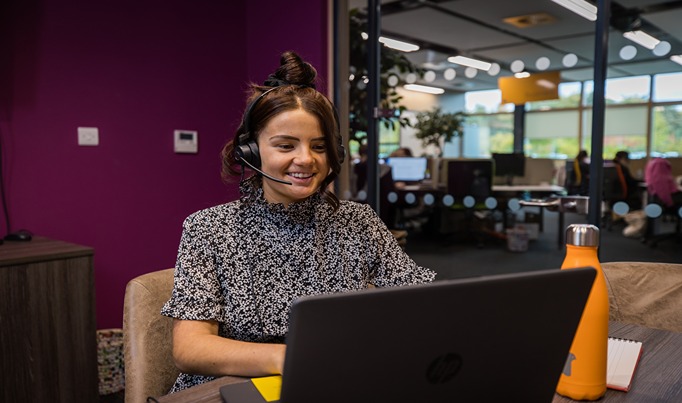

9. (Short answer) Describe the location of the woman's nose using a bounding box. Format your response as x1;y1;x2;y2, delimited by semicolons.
294;147;315;164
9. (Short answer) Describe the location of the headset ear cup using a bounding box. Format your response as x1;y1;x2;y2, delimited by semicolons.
237;141;261;168
338;144;346;164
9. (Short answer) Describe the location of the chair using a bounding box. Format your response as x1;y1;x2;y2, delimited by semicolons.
642;194;682;248
123;268;179;403
602;164;634;231
602;262;682;333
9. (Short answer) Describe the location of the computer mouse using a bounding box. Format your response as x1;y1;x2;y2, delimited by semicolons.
4;229;33;242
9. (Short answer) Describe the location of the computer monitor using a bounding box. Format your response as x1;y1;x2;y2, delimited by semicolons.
386;157;428;182
492;152;526;185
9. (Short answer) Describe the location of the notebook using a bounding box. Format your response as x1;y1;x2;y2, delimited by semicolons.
607;337;643;391
221;267;596;403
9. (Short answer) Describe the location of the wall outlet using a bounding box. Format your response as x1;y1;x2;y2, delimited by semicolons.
78;127;99;146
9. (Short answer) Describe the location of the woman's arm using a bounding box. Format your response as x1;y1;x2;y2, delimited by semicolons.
171;319;286;377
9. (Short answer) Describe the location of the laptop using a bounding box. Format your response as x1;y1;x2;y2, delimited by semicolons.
221;267;596;403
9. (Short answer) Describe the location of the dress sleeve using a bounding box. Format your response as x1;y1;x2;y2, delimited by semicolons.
357;204;436;287
161;211;226;321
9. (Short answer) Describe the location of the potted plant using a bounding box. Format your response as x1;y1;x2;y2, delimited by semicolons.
413;107;465;157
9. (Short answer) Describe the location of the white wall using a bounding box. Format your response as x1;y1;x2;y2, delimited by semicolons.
395;87;466;157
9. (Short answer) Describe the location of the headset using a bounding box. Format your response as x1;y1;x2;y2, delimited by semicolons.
234;86;346;184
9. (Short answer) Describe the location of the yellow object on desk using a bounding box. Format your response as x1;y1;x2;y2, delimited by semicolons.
251;375;282;402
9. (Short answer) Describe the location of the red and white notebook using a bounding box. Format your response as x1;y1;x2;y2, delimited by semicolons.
607;337;643;392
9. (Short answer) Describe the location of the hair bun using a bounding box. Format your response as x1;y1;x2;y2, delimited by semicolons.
265;51;317;89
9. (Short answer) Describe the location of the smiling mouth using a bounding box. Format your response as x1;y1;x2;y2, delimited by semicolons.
288;172;316;179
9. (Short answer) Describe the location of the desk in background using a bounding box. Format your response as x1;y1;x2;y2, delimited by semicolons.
493;184;566;233
156;321;682;403
0;237;99;403
492;184;566;195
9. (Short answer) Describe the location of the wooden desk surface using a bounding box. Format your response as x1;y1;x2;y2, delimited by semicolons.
493;184;566;193
157;321;682;403
552;321;682;402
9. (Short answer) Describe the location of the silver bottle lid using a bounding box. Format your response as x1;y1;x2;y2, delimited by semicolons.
565;224;600;247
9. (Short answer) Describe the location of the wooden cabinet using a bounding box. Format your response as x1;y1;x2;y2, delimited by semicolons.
0;237;98;402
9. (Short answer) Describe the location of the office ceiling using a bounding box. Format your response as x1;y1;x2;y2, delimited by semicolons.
348;0;682;93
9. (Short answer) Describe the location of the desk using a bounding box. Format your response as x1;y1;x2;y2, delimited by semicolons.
493;184;566;195
553;321;682;402
156;321;682;403
519;196;589;249
493;185;566;233
0;237;98;403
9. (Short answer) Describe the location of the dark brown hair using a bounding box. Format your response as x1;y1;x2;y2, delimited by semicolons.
221;51;342;210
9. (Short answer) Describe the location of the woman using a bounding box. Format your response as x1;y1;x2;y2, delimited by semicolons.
567;149;590;195
161;51;435;392
645;157;682;207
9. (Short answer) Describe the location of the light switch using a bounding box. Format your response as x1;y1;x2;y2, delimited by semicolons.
78;127;99;146
174;130;198;153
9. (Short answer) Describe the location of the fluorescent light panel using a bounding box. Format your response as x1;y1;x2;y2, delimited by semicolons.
551;0;597;21
623;30;660;50
671;55;682;66
403;84;445;94
447;56;492;71
360;32;419;52
379;37;420;52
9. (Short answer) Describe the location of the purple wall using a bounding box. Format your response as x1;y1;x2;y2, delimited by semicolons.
1;0;329;329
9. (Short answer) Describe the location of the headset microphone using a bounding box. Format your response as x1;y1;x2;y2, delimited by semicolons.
237;153;293;185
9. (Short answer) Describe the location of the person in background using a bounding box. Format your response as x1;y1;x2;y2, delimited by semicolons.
389;147;413;158
161;51;435;393
567;149;590;195
644;158;682;208
612;150;642;209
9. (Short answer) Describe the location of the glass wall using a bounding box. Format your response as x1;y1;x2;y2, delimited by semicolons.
458;72;682;160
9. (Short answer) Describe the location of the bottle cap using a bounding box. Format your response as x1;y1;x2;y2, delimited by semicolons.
565;224;600;247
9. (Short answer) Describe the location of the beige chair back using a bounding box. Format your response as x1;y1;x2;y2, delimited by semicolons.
602;262;682;333
123;268;178;402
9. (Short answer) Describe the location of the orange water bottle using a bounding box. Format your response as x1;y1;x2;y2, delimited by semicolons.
556;224;608;400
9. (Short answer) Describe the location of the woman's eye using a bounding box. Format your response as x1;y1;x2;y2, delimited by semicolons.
276;144;294;150
313;144;327;152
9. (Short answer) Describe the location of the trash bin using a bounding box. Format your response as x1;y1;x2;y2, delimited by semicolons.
506;226;529;252
97;328;125;396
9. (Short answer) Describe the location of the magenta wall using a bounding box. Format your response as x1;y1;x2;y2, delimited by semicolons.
1;0;330;329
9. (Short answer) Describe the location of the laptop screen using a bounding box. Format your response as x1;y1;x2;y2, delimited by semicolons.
386;157;428;182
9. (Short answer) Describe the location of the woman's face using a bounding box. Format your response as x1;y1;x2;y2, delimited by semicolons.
257;108;330;207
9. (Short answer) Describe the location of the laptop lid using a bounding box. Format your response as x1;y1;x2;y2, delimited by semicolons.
278;267;595;403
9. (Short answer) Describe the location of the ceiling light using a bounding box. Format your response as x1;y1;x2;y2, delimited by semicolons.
447;56;492;71
403;84;445;94
379;37;420;52
551;0;597;21
671;55;682;66
514;72;531;78
623;30;660;50
360;32;420;52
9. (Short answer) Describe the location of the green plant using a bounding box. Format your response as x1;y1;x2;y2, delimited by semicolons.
413;107;465;156
348;8;423;147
